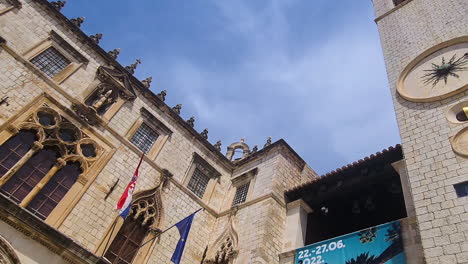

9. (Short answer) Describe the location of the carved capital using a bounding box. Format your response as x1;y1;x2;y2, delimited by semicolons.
6;124;19;135
32;141;44;151
56;158;67;168
76;174;88;185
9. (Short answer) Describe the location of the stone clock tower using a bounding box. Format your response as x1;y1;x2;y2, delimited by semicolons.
372;0;468;263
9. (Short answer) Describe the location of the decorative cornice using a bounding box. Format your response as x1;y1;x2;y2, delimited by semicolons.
0;194;101;264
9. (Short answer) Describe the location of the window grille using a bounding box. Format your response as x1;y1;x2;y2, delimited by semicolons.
26;162;82;220
232;182;250;206
0;147;60;203
30;47;71;77
130;123;159;153
187;168;210;198
393;0;407;6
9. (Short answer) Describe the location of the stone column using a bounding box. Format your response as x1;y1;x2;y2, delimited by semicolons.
0;141;43;187
391;160;415;217
283;199;312;252
20;158;66;207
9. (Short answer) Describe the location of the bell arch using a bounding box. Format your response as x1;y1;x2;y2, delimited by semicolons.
226;141;250;161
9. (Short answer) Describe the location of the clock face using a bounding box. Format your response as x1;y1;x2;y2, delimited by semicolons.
397;39;468;102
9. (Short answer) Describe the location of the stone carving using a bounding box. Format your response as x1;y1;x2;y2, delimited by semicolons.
96;66;137;100
263;137;272;148
186;116;195;127
92;89;113;110
142;77;153;89
214;140;222;151
203;216;239;264
50;0;66;11
70;17;85;28
251;145;258;153
201;129;208;139
157;90;167;101
130;187;164;228
125;59;141;74
108;48;120;60
17;104;101;173
0;235;21;264
397;38;468;102
172;104;182;114
89;33;103;44
85;83;118;116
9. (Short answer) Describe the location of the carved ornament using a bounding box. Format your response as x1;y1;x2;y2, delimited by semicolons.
397;37;468;102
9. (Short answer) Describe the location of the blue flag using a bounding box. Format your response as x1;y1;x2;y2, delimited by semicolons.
170;210;200;264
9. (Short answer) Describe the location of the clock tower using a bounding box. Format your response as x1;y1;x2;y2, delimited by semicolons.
372;0;468;263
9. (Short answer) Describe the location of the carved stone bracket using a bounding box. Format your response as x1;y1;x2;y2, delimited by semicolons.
71;103;101;126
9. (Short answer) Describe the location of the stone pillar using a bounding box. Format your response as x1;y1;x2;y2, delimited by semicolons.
391;160;416;218
283;199;312;252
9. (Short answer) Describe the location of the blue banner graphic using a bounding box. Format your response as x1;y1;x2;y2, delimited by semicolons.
295;221;406;264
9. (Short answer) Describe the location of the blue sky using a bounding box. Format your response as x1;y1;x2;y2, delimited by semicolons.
61;0;400;174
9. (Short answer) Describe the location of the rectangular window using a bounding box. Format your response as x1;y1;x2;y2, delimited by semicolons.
454;181;468;198
187;168;210;198
232;182;250;206
393;0;407;6
30;47;71;77
130;123;159;153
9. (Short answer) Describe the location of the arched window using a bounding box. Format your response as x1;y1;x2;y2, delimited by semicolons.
104;215;150;264
0;146;60;203
0;130;37;177
26;161;82;220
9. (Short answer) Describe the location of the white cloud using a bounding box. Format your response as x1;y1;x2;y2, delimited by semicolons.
143;0;400;173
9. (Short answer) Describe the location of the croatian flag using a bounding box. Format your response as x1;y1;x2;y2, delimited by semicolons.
116;154;144;219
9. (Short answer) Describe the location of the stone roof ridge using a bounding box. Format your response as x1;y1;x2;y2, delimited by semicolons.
285;144;402;194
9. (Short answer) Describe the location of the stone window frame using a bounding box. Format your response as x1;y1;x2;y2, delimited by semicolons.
23;30;88;84
0;94;113;228
0;0;21;16
228;168;258;209
96;187;164;264
183;153;221;202
125;108;172;160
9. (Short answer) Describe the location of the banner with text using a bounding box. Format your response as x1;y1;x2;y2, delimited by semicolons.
295;220;406;264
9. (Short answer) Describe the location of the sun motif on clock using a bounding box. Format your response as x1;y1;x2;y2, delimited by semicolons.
422;53;468;87
396;38;468;102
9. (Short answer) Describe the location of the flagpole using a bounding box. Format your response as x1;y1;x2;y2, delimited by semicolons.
119;208;203;261
101;153;145;257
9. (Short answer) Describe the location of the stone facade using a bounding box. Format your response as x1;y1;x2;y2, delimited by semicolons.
0;1;317;263
1;0;465;263
372;0;468;263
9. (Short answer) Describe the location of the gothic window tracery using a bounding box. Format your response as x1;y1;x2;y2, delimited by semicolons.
203;216;239;264
104;187;163;264
0;103;102;220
